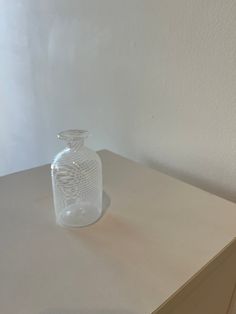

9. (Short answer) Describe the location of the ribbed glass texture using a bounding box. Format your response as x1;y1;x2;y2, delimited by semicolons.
51;130;102;227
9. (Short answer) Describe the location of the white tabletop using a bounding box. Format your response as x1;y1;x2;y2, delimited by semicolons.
0;150;236;314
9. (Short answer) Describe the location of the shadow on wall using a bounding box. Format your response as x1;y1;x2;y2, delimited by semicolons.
39;309;135;314
146;157;236;203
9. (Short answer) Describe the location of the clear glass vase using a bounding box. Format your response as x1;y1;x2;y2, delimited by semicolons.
51;130;103;228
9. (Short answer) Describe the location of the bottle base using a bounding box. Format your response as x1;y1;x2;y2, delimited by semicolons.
57;203;102;228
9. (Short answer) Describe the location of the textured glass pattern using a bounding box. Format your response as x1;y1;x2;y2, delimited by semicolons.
51;130;102;227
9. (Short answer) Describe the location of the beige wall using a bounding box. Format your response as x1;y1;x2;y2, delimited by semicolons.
1;0;236;202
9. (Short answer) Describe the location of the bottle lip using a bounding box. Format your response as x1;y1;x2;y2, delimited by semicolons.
57;129;89;141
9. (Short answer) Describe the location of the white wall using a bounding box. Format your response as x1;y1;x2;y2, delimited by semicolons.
1;0;236;202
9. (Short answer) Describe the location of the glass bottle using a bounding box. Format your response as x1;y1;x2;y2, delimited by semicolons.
51;130;103;228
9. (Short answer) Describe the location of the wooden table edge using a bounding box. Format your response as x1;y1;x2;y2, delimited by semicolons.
152;237;236;313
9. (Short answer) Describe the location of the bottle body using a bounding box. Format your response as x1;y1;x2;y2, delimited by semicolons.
51;130;102;227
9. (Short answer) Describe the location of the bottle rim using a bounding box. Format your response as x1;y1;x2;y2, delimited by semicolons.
57;129;89;141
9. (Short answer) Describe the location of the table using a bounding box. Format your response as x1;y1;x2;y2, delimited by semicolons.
0;150;236;314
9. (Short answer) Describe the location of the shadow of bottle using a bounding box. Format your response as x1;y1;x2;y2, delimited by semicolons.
102;190;111;216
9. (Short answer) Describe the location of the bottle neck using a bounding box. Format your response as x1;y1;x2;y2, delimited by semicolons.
67;139;84;151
